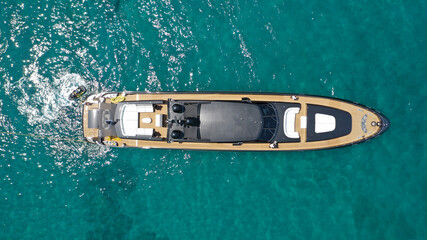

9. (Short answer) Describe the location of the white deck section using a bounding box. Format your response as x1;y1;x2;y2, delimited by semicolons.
315;113;336;133
284;107;300;139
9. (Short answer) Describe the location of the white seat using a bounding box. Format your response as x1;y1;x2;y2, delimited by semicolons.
283;107;300;139
136;104;154;113
136;128;154;136
155;114;163;127
315;113;336;133
121;105;138;136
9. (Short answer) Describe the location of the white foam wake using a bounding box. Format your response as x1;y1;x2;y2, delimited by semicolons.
11;70;86;126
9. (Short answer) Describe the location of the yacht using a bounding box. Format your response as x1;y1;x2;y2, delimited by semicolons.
82;92;389;151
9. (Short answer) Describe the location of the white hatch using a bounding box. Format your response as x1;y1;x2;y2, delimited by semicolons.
315;113;336;133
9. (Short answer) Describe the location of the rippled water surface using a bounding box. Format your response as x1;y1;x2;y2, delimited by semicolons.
1;0;426;239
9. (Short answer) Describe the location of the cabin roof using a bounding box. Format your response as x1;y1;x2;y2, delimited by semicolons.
199;102;263;142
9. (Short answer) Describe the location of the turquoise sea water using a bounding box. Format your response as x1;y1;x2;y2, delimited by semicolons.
0;0;426;239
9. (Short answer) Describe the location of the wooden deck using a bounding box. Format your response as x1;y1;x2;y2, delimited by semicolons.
138;104;168;138
83;92;384;151
83;103;99;138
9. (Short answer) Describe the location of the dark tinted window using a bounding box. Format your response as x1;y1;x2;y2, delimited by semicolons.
257;104;278;142
263;117;277;128
259;104;275;116
258;129;275;141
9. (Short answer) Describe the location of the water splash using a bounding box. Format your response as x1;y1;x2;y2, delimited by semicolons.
10;71;86;126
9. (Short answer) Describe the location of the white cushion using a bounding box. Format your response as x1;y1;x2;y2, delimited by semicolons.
136;128;154;136
120;104;155;136
283;107;300;139
315;113;336;133
155;114;163;127
121;105;138;136
136;104;154;113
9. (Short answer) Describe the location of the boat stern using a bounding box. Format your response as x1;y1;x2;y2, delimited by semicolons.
82;99;100;143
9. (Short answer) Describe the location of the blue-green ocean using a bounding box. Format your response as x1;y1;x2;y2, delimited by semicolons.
1;0;426;239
